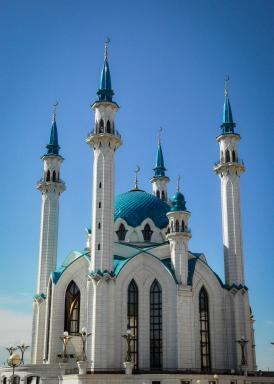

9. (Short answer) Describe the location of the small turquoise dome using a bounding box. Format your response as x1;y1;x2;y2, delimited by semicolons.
170;191;187;212
114;190;169;229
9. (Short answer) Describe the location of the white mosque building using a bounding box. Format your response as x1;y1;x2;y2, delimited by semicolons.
2;45;270;384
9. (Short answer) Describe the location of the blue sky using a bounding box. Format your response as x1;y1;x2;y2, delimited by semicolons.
0;0;273;369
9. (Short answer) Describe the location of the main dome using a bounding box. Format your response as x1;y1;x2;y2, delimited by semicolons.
114;190;169;229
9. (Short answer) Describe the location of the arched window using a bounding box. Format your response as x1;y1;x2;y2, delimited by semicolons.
2;377;7;384
156;190;160;198
225;149;230;163
106;120;111;133
99;119;104;133
171;221;174;232
175;220;179;232
232;150;236;162
128;280;138;368
142;223;153;242
150;280;162;369
99;202;101;208
99;182;102;189
161;191;165;200
46;170;50;182
13;377;20;384
64;281;80;334
199;287;211;371
181;220;185;232
98;222;101;229
116;223;127;241
27;377;40;384
45;279;52;361
52;170;56;182
98;243;100;250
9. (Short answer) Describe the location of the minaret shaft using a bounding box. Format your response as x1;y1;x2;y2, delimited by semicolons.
87;102;121;272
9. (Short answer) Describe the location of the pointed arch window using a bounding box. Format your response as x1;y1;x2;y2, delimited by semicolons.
225;149;230;163
232;150;236;162
156;190;160;198
116;223;127;241
199;287;211;371
46;170;50;182
142;223;153;242
99;119;104;133
106;120;111;133
150;280;162;369
161;191;165;200
181;220;185;232
64;281;80;334
175;220;179;232
128;280;138;368
52;170;56;182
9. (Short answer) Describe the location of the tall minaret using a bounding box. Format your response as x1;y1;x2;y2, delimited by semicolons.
166;178;191;285
86;42;122;273
32;106;65;364
150;131;169;201
36;105;65;294
214;79;245;286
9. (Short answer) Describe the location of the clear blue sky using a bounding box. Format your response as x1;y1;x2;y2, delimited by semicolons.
0;0;273;369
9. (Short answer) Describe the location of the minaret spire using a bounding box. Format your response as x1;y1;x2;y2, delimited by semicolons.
97;37;114;102
221;76;236;134
46;102;60;156
151;129;170;201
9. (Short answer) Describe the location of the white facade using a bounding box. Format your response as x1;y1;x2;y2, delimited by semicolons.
1;50;266;384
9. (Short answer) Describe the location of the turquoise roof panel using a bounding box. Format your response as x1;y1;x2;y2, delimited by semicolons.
114;190;169;229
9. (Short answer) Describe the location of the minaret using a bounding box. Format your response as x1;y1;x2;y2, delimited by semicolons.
36;105;65;294
150;130;169;201
86;41;122;273
32;106;65;364
214;79;245;286
166;178;191;285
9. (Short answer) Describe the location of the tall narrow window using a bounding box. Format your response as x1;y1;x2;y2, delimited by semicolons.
46;170;50;182
142;223;153;242
116;223;127;241
106;120;111;133
45;280;52;361
150;280;162;369
156;190;160;198
199;287;211;371
128;280;138;368
64;281;80;334
181;220;185;232
225;149;230;163
175;220;179;232
52;170;56;182
99;119;104;133
232;150;236;162
161;191;165;200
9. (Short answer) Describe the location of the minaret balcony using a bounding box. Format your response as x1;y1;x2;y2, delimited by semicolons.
214;159;245;173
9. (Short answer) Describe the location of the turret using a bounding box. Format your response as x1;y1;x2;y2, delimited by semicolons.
214;79;245;286
151;132;169;201
166;178;191;284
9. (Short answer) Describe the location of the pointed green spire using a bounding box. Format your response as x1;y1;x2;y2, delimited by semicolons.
46;104;60;156
97;38;114;102
153;130;166;177
221;76;236;134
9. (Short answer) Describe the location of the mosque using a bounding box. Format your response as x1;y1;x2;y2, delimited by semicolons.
1;44;268;384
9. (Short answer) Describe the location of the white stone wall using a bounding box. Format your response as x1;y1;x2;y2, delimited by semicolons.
151;176;170;201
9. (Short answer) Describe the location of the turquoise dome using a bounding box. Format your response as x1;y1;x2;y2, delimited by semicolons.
170;191;187;212
114;190;169;229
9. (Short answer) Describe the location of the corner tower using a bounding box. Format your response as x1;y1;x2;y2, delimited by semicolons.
151;132;169;201
86;42;122;273
214;80;245;286
32;107;65;363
